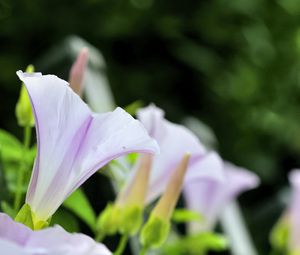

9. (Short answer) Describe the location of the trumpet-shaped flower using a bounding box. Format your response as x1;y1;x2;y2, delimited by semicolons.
184;161;260;232
124;104;224;204
0;213;111;255
16;71;159;222
288;170;300;252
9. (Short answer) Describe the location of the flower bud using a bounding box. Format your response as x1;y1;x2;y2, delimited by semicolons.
152;153;190;221
69;48;89;96
15;65;35;127
97;155;153;237
140;154;190;249
96;203;122;236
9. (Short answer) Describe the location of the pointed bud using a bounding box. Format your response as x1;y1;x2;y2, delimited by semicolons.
117;154;152;207
69;47;89;96
117;154;153;235
152;153;190;221
96;203;122;237
97;155;153;237
140;154;190;249
15;65;35;127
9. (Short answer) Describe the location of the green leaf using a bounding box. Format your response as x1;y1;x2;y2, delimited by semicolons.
63;189;96;232
0;129;36;168
0;151;10;201
0;129;22;162
191;232;229;252
124;100;143;116
1;201;16;218
172;208;203;223
14;203;34;229
162;231;228;255
51;209;80;233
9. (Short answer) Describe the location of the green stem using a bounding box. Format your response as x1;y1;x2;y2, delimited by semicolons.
14;126;31;211
114;235;129;255
139;246;148;255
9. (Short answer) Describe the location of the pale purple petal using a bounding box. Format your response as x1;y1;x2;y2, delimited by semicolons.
184;160;259;231
0;239;28;255
0;213;31;245
0;213;111;255
288;169;300;250
17;71;159;221
135;105;223;204
26;226;112;255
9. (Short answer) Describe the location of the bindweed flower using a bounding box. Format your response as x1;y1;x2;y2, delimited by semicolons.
124;104;224;205
140;154;190;249
288;170;300;254
16;71;159;225
0;213;111;255
184;161;260;232
69;47;89;96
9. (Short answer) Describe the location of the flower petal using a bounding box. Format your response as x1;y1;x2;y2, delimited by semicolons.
17;71;159;221
26;225;112;255
184;160;259;231
135;105;223;204
0;239;27;255
0;213;31;245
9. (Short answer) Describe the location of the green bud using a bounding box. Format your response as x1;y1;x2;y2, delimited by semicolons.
97;203;121;236
15;65;35;127
140;215;170;249
270;215;290;252
15;203;49;230
119;205;143;235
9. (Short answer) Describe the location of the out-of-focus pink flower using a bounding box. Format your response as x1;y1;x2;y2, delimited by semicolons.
184;161;260;232
288;170;300;252
123;104;224;205
16;71;159;222
0;213;111;255
69;48;89;96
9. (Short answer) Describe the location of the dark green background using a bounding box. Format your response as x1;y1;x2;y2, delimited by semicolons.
1;0;300;253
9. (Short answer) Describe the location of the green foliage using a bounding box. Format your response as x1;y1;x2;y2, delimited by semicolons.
124;100;144;116
161;232;228;255
0;129;35;197
63;188;96;232
140;215;171;249
172;208;203;223
51;209;80;233
270;216;290;253
1;201;16;218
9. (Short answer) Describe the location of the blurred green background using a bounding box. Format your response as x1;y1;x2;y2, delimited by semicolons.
1;0;300;254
